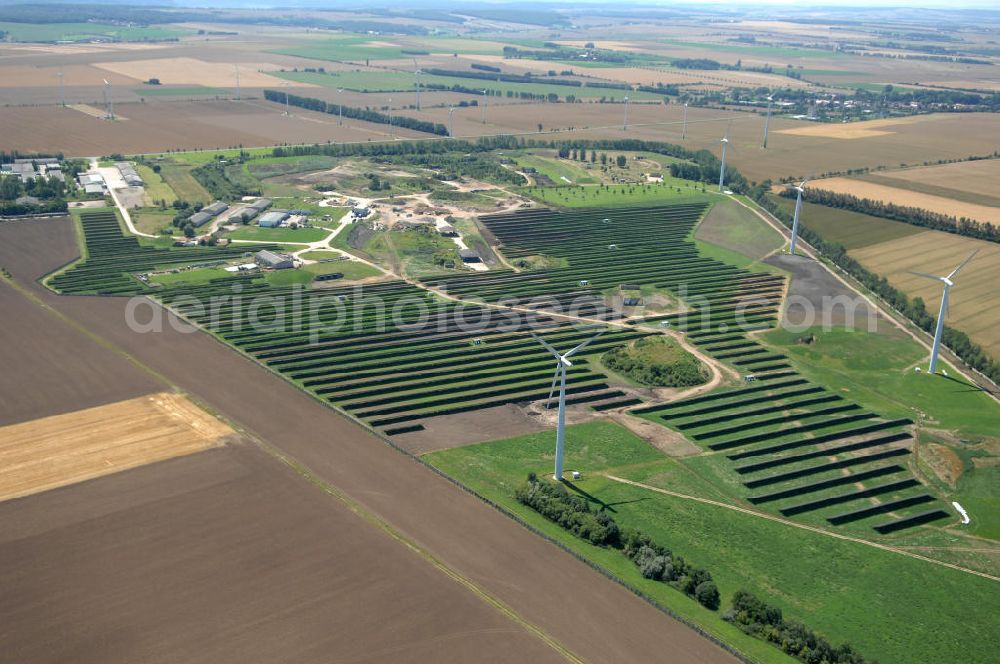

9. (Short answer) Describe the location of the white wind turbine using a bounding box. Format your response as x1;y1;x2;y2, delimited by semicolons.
909;251;978;374
412;57;422;111
717;132;729;192
532;330;605;481
762;94;773;149
102;79;114;120
788;178;808;255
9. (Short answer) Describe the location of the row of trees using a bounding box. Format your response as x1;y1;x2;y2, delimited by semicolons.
515;474;720;610
263;90;448;136
752;187;1000;386
724;591;873;664
781;186;1000;244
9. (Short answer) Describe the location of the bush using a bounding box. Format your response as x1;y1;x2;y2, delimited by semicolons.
695;580;720;610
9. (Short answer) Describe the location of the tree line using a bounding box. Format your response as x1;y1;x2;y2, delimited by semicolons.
724;590;873;664
515;474;721;610
263;90;448;136
781;186;1000;244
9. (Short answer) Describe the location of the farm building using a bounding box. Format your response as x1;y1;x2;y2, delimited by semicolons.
249;198;272;213
459;248;481;263
115;162;143;187
202;201;229;217
258;211;288;228
438;223;458;237
255;250;294;270
77;173;107;192
189;211;213;228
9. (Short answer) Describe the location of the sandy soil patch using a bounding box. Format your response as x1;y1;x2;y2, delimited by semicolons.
67;103;115;118
0;392;232;502
923;442;965;488
811;177;1000;225
400;404;546;454
610;412;702;457
775;115;940;140
93;57;300;88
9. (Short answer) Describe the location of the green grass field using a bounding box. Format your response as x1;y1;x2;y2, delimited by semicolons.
695;198;784;263
158;163;211;204
425;420;999;664
302;259;382;281
226;226;330;244
521;182;709;207
0;21;191;42
514;154;600;185
132;208;175;236
134;164;177;206
270;36;420;63
768;194;923;250
150;266;233;287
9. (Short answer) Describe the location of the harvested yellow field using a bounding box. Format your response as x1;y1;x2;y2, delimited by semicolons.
852;231;1000;356
0;64;140;87
0;392;233;502
810;177;1000;224
776;115;943;139
67;103;126;120
878;159;1000;200
93;57;304;88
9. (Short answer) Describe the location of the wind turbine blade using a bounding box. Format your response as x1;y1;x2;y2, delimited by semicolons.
530;332;562;359
907;270;944;282
565;330;606;358
947;250;978;280
545;365;561;409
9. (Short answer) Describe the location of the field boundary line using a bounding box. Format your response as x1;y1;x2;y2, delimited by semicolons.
604;474;1000;583
257;442;587;664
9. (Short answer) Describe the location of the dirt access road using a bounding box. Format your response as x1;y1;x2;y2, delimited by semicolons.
1;218;737;663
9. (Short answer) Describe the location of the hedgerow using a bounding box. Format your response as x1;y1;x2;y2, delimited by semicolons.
516;474;720;610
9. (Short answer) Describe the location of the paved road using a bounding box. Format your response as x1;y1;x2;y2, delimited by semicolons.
2;217;739;664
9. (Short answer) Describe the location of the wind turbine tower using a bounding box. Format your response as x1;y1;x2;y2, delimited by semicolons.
789;179;808;254
57;70;65;107
102;79;114;120
718;134;729;191
337;88;344;125
762;94;773;148
412;58;422;111
910;251;977;374
682;102;688;140
623;95;629;131
387;97;394;138
532;330;604;481
448;106;455;138
234;64;241;101
481;89;488;124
